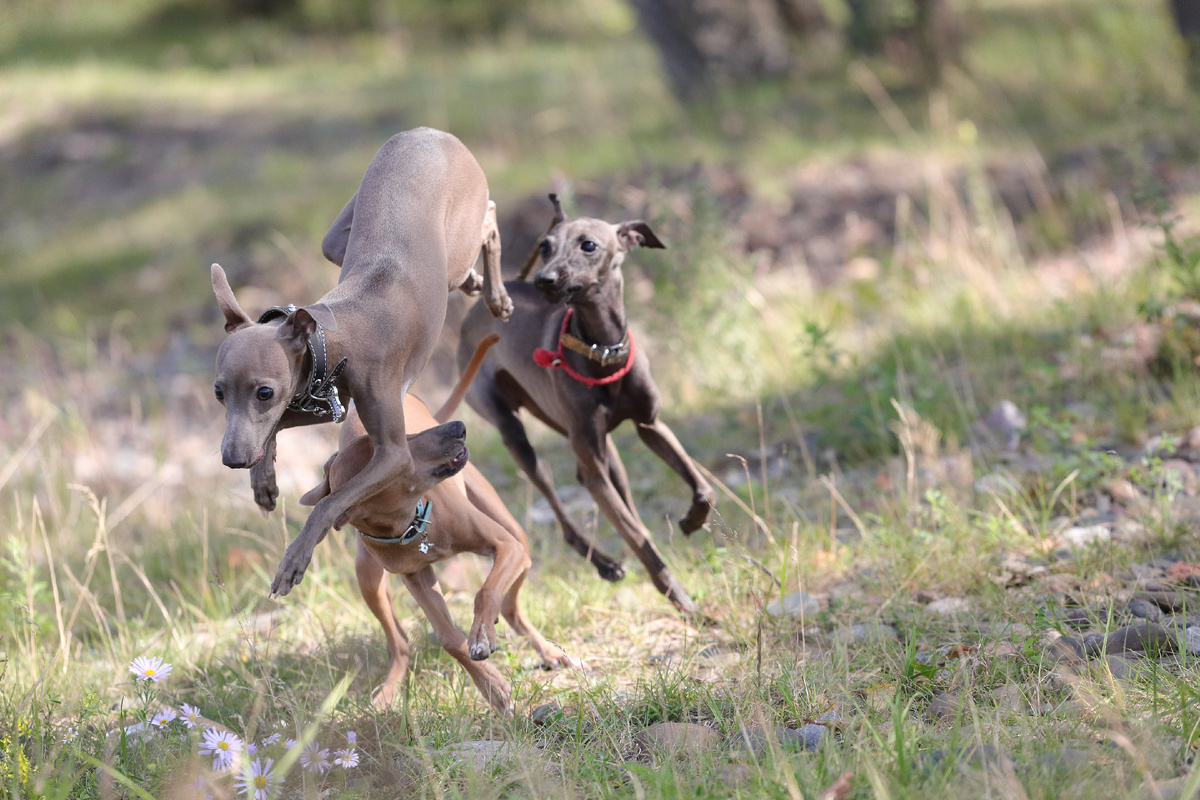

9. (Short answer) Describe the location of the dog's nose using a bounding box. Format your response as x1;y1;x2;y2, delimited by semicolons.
446;420;466;439
533;273;557;291
222;454;248;469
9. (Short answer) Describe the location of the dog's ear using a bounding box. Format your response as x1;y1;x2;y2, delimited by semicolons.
211;263;253;333
299;453;336;506
278;304;334;346
615;221;666;251
518;194;571;281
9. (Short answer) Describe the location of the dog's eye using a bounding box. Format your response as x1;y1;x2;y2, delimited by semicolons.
256;387;274;402
214;385;224;402
539;240;551;257
581;240;597;253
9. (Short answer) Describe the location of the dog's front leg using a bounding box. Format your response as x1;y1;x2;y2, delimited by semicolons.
250;408;337;513
271;439;410;596
402;566;512;715
466;530;530;661
636;418;715;534
571;433;700;616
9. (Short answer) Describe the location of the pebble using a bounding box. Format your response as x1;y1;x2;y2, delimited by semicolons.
1187;627;1200;656
633;723;720;756
926;691;963;720
1058;525;1111;548
925;597;970;617
832;623;899;646
1129;598;1163;622
1103;622;1178;655
530;703;563;726
983;400;1026;450
725;724;826;759
1044;636;1085;665
1102;654;1142;681
766;591;820;619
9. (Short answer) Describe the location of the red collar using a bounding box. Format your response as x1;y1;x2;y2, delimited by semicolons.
533;308;636;388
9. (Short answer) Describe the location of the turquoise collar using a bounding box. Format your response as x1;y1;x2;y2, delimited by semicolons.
356;499;432;551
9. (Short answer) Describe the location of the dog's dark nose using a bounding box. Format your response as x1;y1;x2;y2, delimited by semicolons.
446;420;466;439
222;455;248;469
533;273;557;291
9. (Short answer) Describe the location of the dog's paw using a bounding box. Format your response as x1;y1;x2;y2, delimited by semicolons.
251;468;279;513
371;682;400;710
485;289;514;322
468;626;499;662
678;491;714;535
269;545;313;597
595;560;626;583
543;653;588;671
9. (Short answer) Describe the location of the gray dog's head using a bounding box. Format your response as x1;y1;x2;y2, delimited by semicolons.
528;194;665;305
210;263;336;469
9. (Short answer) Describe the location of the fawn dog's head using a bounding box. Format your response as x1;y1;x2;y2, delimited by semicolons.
210;263;336;469
525;194;665;306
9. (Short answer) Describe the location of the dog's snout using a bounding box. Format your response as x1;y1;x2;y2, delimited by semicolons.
446;420;467;439
222;453;249;469
533;273;557;291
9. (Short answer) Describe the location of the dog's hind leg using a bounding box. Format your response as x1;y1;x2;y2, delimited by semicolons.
321;192;357;268
355;539;410;709
401;566;512;715
480;392;626;582
500;570;577;669
636;418;715;535
479;199;512;320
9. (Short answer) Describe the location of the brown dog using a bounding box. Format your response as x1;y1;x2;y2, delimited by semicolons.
458;196;714;616
301;335;575;713
209;128;513;600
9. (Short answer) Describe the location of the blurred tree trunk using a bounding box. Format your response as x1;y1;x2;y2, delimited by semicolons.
1169;0;1200;89
846;0;963;87
628;0;827;103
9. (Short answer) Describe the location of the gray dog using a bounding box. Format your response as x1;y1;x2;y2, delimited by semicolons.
211;128;512;597
458;195;713;615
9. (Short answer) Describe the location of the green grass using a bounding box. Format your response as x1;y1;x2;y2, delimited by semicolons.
6;0;1200;797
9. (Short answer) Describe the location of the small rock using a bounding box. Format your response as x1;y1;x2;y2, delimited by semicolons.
726;724;826;758
983;401;1026;450
634;723;720;756
1186;627;1200;656
926;692;963;720
832;623;899;646
1151;554;1186;569
1129;598;1163;622
994;684;1031;714
1099;622;1178;655
766;591;821;619
1058;525;1111;549
1045;636;1085;665
530;703;563;726
925;598;970;617
1103;654;1140;680
1131;563;1164;581
1108;478;1141;504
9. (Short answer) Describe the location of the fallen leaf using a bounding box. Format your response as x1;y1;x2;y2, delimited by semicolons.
819;772;853;800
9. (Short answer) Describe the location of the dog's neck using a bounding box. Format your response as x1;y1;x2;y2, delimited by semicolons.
568;276;627;349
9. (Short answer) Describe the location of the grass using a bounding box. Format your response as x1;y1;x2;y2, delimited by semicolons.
6;0;1200;797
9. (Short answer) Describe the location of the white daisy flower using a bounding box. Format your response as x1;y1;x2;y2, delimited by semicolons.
260;733;281;747
128;655;172;682
298;741;330;774
283;738;296;750
179;704;202;728
200;728;244;771
151;707;178;728
235;757;281;800
123;721;151;743
184;775;214;800
62;726;79;744
334;748;359;769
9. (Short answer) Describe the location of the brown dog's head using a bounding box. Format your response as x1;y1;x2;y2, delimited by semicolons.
210;263;336;469
300;415;469;525
527;194;665;305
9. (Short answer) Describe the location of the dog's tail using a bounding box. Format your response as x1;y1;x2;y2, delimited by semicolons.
434;334;499;423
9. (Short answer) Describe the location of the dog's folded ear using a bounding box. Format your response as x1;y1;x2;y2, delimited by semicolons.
211;263;253;333
615;221;666;251
278;303;337;345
